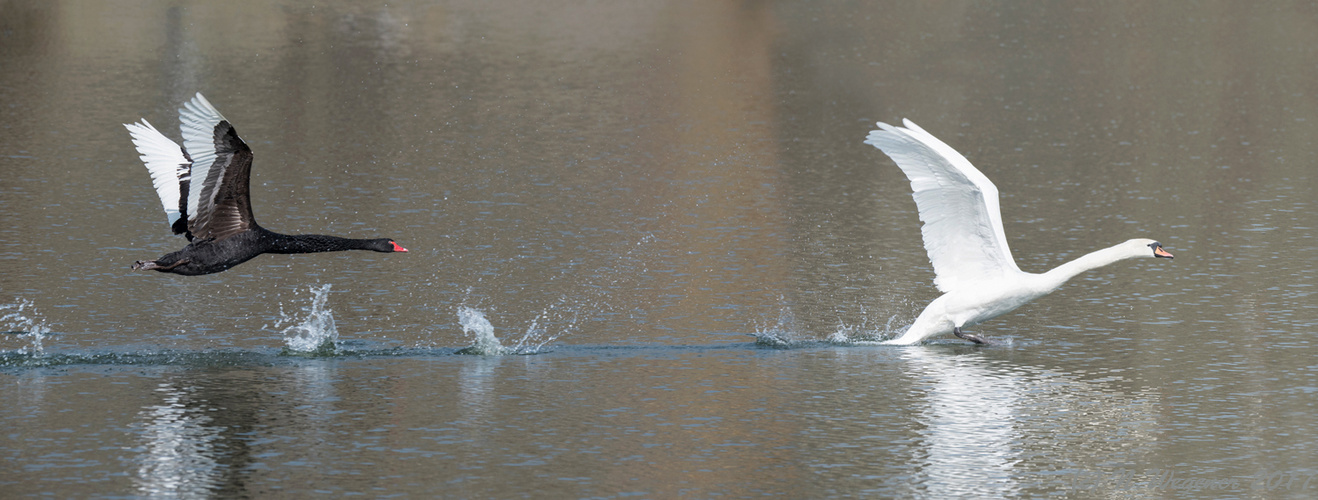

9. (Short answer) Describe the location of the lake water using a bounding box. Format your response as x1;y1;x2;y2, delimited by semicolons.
3;2;1317;498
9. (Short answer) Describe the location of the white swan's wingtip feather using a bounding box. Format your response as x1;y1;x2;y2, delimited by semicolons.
866;119;923;146
864;122;907;147
871;120;903;133
870;118;919;131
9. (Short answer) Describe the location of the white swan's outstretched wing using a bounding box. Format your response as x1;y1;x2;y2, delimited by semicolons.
123;118;189;231
865;119;1020;292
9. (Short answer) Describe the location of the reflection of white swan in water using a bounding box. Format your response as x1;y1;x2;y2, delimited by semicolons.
897;348;1161;496
901;348;1022;497
864;120;1173;345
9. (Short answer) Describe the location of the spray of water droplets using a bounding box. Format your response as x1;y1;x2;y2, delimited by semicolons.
752;303;799;348
455;305;564;355
273;284;338;355
2;299;50;355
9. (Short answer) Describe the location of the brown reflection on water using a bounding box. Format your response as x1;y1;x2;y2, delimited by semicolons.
630;1;790;334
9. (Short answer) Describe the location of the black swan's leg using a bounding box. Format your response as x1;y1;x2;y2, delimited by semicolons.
155;259;191;271
953;327;993;345
132;259;190;272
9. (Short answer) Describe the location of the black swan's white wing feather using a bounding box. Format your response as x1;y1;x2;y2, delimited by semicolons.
177;93;255;241
178;93;227;235
123;118;189;232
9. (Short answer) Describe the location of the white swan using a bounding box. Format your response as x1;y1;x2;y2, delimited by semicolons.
865;119;1173;345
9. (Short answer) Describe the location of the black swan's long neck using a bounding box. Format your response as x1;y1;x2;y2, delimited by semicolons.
260;230;391;254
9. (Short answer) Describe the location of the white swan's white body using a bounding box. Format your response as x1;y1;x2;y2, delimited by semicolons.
865;119;1172;345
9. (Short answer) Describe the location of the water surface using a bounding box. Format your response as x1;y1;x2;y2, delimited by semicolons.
3;1;1317;498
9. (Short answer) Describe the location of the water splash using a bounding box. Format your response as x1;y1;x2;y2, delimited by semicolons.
749;301;907;347
515;303;573;353
829;313;902;344
276;284;338;355
449;232;654;352
455;306;505;355
752;304;798;348
455;305;564;355
1;298;50;355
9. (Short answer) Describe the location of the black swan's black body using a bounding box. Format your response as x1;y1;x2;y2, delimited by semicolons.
125;93;406;276
134;228;405;276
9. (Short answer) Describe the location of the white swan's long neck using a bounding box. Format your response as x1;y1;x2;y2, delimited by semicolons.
1039;243;1140;291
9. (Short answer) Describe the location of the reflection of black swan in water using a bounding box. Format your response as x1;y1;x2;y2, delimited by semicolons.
124;93;407;276
864;119;1172;345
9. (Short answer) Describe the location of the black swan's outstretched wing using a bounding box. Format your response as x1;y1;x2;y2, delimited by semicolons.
178;93;256;241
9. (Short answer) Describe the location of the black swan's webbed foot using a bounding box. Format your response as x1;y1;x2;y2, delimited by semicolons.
953;327;994;345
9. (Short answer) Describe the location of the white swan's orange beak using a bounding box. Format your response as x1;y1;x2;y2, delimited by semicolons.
1152;243;1173;259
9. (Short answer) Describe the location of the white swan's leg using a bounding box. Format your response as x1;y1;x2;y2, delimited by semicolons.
953;327;993;345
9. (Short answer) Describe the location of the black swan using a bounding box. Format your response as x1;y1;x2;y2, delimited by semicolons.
124;93;407;276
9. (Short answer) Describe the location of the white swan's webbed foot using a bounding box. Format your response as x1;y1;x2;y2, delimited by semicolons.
953;327;994;345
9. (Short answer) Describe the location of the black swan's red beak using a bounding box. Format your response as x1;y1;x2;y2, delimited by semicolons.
391;241;409;252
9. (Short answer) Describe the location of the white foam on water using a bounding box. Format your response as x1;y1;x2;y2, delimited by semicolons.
276;284;338;354
2;298;50;355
